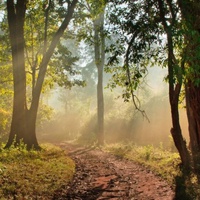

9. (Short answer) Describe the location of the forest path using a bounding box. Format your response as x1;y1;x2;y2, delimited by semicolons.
53;143;175;200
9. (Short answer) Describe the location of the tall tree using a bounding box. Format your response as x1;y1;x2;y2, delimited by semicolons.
157;0;190;168
75;0;106;145
93;7;105;146
106;0;191;168
6;0;78;149
177;0;200;178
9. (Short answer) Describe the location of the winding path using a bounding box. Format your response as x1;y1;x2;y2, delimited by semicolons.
53;143;175;200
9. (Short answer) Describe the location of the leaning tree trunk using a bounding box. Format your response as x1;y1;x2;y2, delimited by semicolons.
167;35;190;170
26;0;78;149
169;85;190;169
168;30;190;168
94;11;105;146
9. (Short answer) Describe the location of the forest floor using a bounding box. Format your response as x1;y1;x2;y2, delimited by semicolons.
53;142;175;200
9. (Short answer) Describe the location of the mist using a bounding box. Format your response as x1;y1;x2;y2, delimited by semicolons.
37;66;189;150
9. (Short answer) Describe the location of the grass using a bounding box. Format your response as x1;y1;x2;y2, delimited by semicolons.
0;143;75;199
105;143;180;183
104;142;200;199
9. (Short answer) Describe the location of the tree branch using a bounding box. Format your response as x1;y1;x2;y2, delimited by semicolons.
124;31;150;122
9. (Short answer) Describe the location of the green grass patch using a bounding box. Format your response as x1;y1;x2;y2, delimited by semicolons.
0;143;75;199
103;143;180;183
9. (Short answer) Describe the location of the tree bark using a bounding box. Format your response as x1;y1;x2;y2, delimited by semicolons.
5;0;27;148
186;82;200;179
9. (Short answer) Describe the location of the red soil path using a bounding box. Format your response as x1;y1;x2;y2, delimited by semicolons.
53;143;175;200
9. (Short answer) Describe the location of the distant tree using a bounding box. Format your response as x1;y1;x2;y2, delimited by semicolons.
74;0;107;145
93;4;106;146
6;0;78;149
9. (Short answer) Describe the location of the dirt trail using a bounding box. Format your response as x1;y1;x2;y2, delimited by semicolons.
53;143;175;200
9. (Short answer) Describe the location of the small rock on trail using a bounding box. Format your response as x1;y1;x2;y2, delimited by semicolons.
53;143;175;200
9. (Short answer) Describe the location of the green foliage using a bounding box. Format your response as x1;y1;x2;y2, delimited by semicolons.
0;143;75;199
74;0;106;38
0;108;11;142
105;0;186;103
0;0;86;143
24;0;84;92
49;40;85;89
0;8;13;139
37;102;54;130
105;2;161;101
0;97;12;139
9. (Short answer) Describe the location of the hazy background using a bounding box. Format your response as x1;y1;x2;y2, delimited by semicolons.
36;65;189;150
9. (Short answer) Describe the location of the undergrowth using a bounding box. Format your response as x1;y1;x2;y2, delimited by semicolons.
105;142;200;199
0;143;75;199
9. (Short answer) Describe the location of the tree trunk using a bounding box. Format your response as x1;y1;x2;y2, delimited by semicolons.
170;94;190;169
186;82;200;179
157;0;191;169
5;0;27;148
97;63;104;145
94;11;105;146
6;0;78;149
24;106;39;149
177;0;200;178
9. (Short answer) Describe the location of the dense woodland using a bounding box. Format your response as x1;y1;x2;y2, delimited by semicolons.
0;0;200;198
